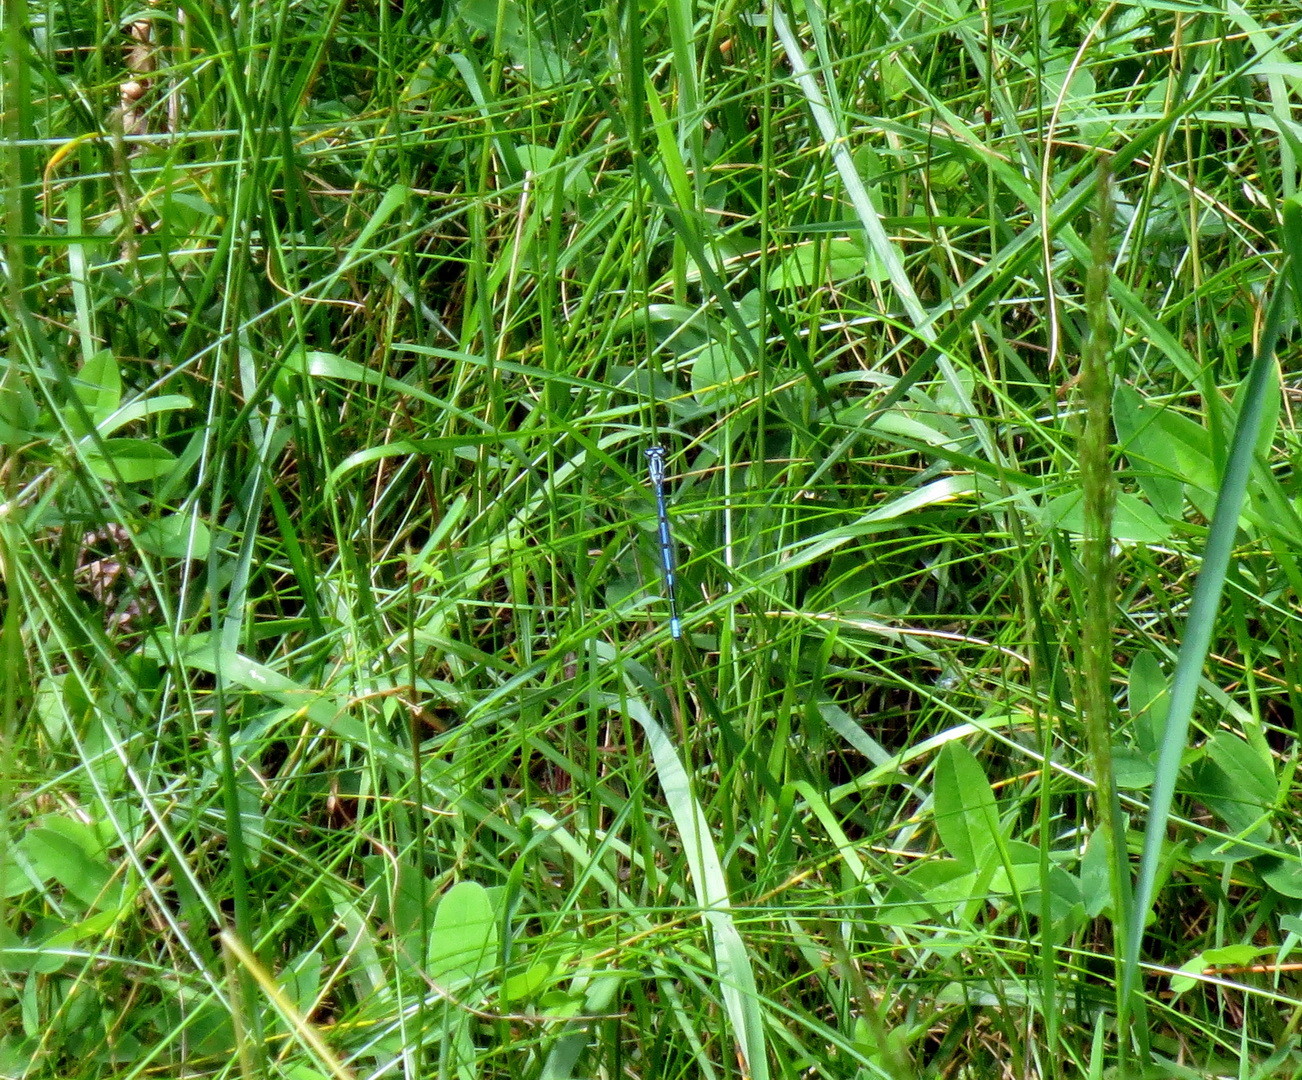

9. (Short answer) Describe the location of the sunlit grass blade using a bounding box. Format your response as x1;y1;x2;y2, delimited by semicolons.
626;696;770;1080
1122;254;1293;1017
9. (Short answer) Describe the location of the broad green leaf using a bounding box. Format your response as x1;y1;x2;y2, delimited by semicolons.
0;925;25;973
865;409;964;452
1128;651;1169;755
276;348;456;414
1114;383;1217;493
774;475;984;582
84;439;177;482
1206;731;1277;804
1188;732;1276;849
284;1067;330;1080
1170;944;1270;995
21;822;113;909
1112;384;1188;520
1079;828;1112;919
612;304;718;356
691;342;747;409
1112;746;1156;790
539;974;622;1080
517;143;590;202
501;959;558;1003
1043;489;1172;543
984;842;1084;933
1260;857;1302;899
516;142;554;173
137;513;211;559
377;855;426;940
280;950;324;1014
24;911;118;974
0;363;38;446
95;393;192;436
879;858;975;925
457;0;499;35
880;55;911;100
0;836;36;899
985;841;1040;894
235;783;265;867
427;880;498;987
933;741;1003;870
34;675;69;746
773;238;888;289
1040;56;1107;140
34;813;113;858
74;350;121;429
1045;868;1087;936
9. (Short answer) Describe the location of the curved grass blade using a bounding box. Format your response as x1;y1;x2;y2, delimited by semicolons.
624;696;770;1080
1121;203;1297;1021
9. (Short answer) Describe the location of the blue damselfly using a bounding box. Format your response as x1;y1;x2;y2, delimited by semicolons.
644;446;682;639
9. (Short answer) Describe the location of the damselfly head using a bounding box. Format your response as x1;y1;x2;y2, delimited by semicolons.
645;445;667;482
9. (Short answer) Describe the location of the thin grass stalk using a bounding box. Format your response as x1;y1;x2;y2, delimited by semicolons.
1079;163;1134;1070
0;515;18;990
0;0;36;989
2;0;35;315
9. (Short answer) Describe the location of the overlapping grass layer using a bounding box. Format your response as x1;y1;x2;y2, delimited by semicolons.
2;1;1302;1076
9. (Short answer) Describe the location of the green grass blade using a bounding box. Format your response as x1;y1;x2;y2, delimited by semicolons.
770;3;927;332
1122;263;1291;1013
626;696;770;1080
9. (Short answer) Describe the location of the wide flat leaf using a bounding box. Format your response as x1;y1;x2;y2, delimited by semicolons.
1112;745;1156;790
0;363;38;446
879;858;975;925
96;394;192;437
1261;857;1302;899
1127;651;1168;755
85;439;177;482
934;741;1003;870
74;351;121;429
1188;731;1276;847
1170;944;1271;995
501;958;558;1003
1114;382;1216;494
427;880;498;988
1205;731;1277;805
691;341;747;409
137;513;211;559
773;238;888;288
1043;489;1172;543
22;823;113;909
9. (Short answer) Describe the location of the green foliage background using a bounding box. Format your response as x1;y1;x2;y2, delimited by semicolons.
2;0;1302;1076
